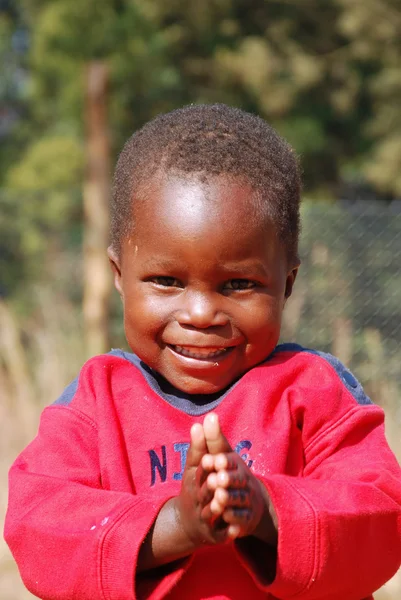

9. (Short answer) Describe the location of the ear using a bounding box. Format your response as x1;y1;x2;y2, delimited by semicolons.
107;246;123;298
284;265;299;300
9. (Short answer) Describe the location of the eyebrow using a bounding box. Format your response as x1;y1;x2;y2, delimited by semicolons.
140;258;268;278
219;262;269;278
140;258;182;271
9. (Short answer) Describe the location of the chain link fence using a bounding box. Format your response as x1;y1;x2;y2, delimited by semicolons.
282;199;401;459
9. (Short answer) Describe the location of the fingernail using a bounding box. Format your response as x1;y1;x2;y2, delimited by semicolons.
190;423;202;437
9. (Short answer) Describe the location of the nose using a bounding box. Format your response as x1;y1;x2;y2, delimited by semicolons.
176;291;229;329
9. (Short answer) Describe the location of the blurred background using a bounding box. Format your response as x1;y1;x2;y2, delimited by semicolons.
0;1;400;598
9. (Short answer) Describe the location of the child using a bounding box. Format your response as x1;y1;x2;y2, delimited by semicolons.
5;104;401;600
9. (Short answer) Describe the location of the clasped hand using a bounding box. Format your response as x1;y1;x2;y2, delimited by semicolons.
176;413;276;548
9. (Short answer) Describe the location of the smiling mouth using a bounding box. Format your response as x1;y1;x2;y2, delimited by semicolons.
170;345;231;360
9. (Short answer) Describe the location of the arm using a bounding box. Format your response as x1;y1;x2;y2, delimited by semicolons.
5;408;231;600
137;422;230;573
201;403;401;599
260;403;401;599
4;406;178;600
201;413;279;584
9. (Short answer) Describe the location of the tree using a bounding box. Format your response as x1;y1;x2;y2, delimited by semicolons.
83;61;111;356
3;0;401;319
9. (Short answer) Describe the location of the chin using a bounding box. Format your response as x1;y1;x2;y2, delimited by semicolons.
172;375;233;396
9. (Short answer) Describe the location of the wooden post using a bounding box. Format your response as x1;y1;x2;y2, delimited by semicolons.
83;61;112;357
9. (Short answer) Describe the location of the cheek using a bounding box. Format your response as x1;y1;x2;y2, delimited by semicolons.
241;299;283;335
123;293;167;338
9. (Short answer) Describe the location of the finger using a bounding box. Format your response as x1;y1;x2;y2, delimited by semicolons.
222;507;252;525
196;462;210;488
227;524;241;539
222;487;250;507
210;486;250;515
199;502;228;538
216;469;248;489
214;452;239;472
196;454;216;488
203;413;232;455
201;453;215;472
206;471;219;491
197;479;215;506
210;486;230;515
200;501;221;523
210;495;225;516
185;423;208;469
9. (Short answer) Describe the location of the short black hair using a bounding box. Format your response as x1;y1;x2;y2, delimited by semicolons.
111;103;301;264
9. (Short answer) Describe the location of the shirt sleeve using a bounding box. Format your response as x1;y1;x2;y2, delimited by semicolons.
4;394;189;600
235;383;401;599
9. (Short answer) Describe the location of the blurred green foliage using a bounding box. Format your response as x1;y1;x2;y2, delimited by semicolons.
1;0;401;303
1;10;400;597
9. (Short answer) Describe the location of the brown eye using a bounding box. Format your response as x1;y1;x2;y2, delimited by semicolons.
152;276;182;288
225;279;256;290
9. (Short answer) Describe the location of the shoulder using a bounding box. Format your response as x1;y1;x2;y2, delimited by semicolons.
268;343;373;407
52;349;146;408
265;345;385;454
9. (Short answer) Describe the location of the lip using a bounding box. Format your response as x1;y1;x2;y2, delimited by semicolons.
166;344;236;365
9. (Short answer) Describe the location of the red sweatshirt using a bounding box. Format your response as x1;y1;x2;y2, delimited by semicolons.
4;344;401;600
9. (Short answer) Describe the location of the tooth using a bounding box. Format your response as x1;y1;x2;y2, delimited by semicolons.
172;345;229;359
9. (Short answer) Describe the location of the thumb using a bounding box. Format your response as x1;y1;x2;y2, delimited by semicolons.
185;422;208;469
203;413;232;455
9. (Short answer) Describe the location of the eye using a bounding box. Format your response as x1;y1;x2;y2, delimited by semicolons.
151;276;182;288
224;279;256;290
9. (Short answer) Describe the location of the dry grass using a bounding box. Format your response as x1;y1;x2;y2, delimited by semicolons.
0;294;86;600
0;295;400;599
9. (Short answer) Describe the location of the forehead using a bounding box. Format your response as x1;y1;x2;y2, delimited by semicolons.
132;174;273;243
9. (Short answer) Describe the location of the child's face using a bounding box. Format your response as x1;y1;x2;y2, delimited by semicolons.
109;175;298;394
